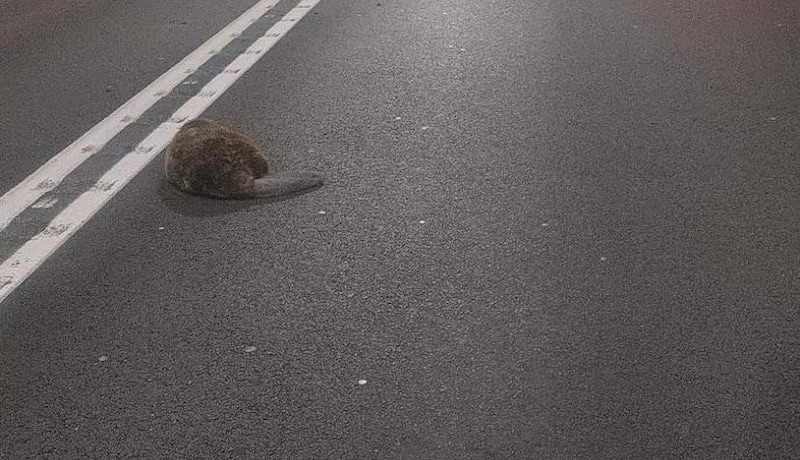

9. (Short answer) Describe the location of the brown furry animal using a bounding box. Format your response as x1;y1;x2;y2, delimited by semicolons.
165;118;323;199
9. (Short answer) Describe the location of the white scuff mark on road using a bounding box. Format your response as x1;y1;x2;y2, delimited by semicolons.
98;356;109;362
419;220;426;224
244;346;257;353
317;210;326;215
0;1;322;306
31;197;60;209
358;379;367;385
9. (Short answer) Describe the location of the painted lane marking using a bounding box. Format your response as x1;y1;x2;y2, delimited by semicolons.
0;0;281;233
0;1;321;305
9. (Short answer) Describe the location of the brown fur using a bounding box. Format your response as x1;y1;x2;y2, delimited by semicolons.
164;119;322;199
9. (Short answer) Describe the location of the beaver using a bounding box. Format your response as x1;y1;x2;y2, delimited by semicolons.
165;118;323;199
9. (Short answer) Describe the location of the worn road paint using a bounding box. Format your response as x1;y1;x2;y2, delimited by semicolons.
0;1;321;305
0;0;281;233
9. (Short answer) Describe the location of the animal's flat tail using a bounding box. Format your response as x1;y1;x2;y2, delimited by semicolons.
252;170;324;198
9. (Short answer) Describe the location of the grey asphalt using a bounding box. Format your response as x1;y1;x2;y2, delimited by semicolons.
1;0;799;458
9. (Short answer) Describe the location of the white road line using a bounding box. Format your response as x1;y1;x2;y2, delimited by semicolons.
0;0;281;233
0;1;321;305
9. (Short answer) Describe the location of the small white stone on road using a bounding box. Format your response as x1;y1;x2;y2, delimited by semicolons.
317;211;326;215
244;346;256;353
542;223;550;227
419;220;426;224
395;116;402;120
421;126;430;131
98;356;108;362
600;257;607;262
358;379;367;385
158;226;165;230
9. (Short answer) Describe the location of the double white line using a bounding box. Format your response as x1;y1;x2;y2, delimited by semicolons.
0;0;321;304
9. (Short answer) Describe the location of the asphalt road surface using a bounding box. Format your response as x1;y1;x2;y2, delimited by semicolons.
1;0;798;457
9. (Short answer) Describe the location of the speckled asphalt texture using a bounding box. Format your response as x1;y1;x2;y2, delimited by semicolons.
1;0;798;457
